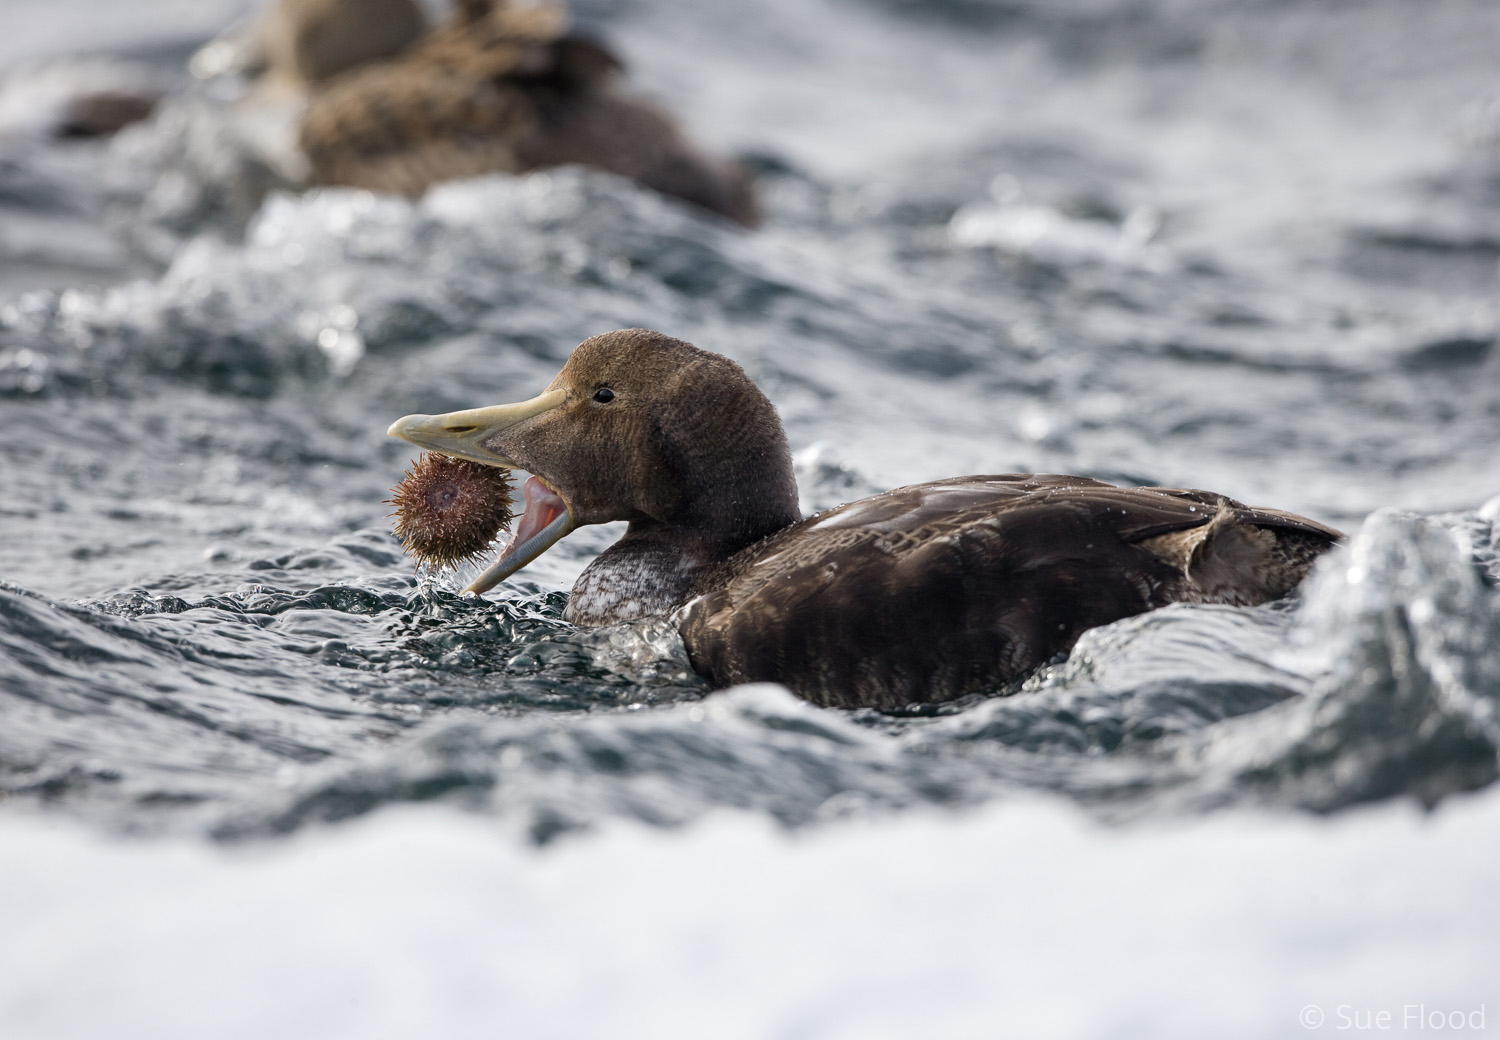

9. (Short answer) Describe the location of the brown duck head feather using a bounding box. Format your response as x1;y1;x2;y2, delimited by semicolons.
388;328;800;597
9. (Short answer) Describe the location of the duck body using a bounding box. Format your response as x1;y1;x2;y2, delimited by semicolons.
678;475;1336;709
389;330;1342;709
294;0;757;224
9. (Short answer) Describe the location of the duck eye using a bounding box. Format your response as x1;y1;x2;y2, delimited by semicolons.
592;387;616;404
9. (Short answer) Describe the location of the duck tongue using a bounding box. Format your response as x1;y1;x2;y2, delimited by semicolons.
464;475;573;595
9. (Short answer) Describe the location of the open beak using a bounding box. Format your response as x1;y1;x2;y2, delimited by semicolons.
462;474;570;594
387;389;574;595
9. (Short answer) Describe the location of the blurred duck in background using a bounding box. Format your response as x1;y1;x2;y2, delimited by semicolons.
197;0;757;224
0;59;165;141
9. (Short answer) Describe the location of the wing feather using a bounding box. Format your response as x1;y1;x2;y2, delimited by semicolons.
679;475;1341;708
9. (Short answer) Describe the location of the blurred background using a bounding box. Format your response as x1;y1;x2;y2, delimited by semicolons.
1;1;1498;1036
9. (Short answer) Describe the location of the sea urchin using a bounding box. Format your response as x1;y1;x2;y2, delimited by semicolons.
388;451;515;570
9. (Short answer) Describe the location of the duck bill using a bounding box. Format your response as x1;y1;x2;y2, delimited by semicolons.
387;389;575;595
386;389;567;466
464;475;573;595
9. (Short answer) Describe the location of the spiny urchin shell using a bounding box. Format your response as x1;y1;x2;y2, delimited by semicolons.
388;452;515;569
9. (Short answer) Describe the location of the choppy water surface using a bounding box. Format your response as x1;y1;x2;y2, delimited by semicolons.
2;0;1500;868
5;3;1500;1035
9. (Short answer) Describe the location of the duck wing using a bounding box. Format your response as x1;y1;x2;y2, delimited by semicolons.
677;474;1341;709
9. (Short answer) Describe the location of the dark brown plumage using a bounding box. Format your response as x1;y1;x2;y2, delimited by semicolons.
388;451;515;570
682;476;1337;708
295;0;758;225
387;329;1343;709
57;90;161;138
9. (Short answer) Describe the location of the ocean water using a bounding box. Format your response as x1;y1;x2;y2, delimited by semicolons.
1;0;1499;1035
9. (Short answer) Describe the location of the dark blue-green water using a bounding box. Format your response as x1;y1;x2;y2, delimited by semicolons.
1;1;1499;1035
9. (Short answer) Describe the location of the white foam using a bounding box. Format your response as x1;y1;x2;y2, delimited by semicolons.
1;787;1496;1039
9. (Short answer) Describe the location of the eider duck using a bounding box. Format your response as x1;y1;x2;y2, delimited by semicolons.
291;0;758;224
0;60;163;140
185;0;432;187
388;329;1342;709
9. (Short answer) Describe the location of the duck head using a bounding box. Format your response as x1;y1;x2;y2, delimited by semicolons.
387;328;800;595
